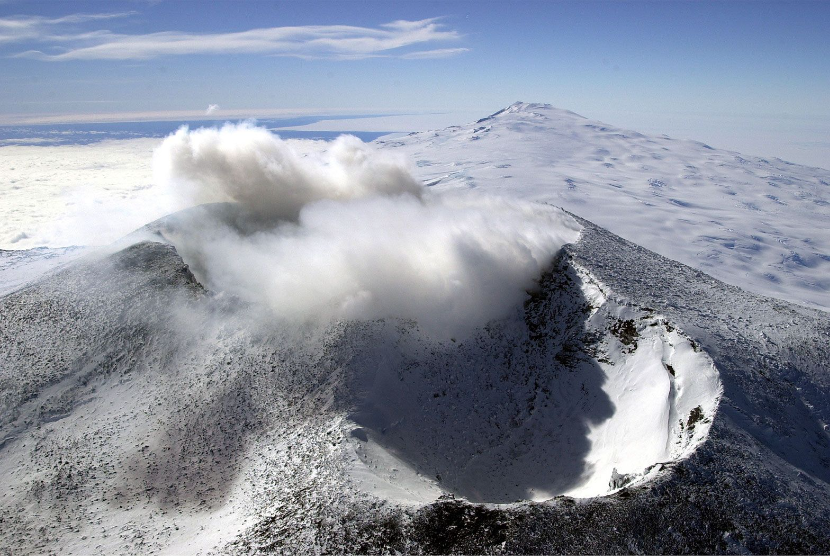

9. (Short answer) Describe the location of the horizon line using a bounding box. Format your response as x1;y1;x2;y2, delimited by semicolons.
0;107;453;126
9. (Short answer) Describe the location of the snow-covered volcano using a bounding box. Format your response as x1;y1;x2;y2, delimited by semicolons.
383;102;830;311
1;104;828;554
0;216;722;552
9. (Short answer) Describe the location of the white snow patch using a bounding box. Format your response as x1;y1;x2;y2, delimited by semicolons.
347;429;444;505
568;286;722;497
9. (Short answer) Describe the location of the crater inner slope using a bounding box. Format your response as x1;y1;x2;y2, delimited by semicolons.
344;253;722;503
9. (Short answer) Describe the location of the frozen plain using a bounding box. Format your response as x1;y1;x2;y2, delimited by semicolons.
0;103;828;553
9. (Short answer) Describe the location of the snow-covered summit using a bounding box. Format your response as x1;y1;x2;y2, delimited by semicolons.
478;101;586;121
383;102;830;311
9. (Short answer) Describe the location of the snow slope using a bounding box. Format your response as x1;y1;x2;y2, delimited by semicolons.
0;246;87;296
382;102;830;311
2;102;827;315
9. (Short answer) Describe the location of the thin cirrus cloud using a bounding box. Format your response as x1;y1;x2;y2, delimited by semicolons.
0;12;137;44
400;48;470;60
3;12;469;61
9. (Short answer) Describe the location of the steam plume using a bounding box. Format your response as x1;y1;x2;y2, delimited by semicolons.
153;124;580;336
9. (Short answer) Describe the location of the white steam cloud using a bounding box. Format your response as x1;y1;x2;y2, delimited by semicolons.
205;104;219;115
153;124;580;336
154;123;422;221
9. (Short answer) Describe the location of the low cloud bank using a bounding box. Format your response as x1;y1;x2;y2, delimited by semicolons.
153;124;579;336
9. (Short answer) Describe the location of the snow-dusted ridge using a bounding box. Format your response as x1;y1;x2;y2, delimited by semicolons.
0;205;725;553
0;245;87;297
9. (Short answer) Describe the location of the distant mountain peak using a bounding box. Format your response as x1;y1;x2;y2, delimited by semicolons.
477;102;586;123
507;101;554;112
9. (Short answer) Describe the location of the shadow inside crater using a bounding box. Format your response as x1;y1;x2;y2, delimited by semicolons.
344;253;616;503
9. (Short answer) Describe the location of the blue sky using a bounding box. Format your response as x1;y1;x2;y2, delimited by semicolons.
1;0;828;164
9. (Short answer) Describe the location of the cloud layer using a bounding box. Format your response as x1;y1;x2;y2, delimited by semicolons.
3;13;468;61
153;124;579;336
